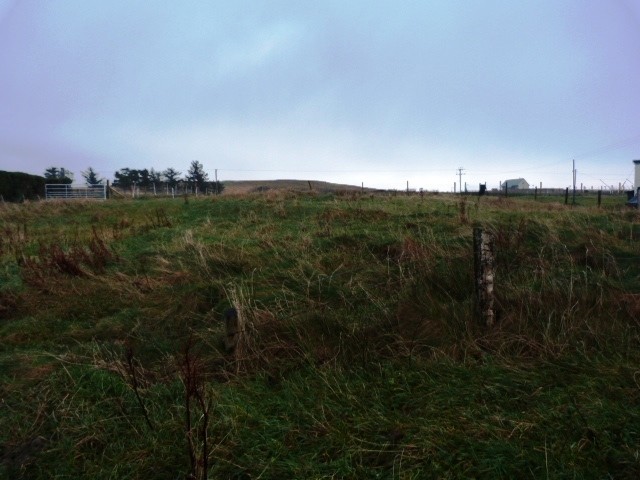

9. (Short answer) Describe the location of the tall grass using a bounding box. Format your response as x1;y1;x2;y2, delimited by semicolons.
1;192;639;478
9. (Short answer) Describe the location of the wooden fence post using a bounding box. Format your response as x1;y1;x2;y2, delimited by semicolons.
473;227;496;327
597;190;602;208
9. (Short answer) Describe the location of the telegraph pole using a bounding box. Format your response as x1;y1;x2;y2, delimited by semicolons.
457;167;465;195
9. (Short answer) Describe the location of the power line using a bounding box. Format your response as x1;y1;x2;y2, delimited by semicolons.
574;133;640;160
217;167;456;173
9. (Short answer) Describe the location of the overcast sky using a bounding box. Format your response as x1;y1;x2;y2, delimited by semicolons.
1;0;639;191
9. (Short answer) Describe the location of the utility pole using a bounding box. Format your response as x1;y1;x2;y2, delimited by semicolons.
457;167;465;195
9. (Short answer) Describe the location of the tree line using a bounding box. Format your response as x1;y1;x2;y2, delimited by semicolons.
43;161;224;194
44;166;104;186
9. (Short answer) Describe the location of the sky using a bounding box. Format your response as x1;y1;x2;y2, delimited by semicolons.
1;0;639;191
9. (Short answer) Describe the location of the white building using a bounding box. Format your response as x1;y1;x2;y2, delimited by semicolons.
501;178;529;190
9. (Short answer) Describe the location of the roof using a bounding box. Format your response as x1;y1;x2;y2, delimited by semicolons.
503;178;527;184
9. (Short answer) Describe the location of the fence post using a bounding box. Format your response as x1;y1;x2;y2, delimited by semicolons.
564;188;569;205
473;227;496;327
534;186;537;200
224;307;243;353
597;190;602;208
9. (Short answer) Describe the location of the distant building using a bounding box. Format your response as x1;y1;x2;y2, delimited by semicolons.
626;160;640;206
501;178;529;190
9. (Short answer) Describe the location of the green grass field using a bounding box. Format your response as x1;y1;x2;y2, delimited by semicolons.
1;191;639;479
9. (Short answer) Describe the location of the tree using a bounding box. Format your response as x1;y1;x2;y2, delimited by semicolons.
114;168;135;188
138;168;151;188
163;168;181;189
59;168;74;184
82;167;103;186
114;168;154;189
43;167;73;184
186;161;208;193
208;180;225;195
149;168;162;189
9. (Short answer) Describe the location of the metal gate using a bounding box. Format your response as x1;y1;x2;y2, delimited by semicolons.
45;184;107;200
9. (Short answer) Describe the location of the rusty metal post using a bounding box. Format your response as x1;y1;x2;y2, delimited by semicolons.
473;227;496;327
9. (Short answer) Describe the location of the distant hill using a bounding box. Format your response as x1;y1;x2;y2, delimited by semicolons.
222;179;367;195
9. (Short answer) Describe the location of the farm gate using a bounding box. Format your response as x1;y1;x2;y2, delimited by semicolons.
45;184;107;200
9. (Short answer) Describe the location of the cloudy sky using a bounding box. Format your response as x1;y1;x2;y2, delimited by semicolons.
1;0;639;191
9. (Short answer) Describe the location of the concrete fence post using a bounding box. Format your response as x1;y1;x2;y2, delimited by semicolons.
224;307;243;353
473;227;496;327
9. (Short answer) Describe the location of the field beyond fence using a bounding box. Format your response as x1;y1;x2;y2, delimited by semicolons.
1;191;639;478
